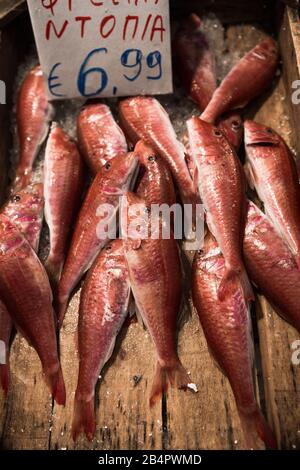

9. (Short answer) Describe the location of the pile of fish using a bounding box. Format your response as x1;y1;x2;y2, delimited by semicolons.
0;13;299;449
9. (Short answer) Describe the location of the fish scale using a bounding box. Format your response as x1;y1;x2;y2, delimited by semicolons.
14;65;53;191
192;233;276;449
244;120;300;271
244;201;300;333
121;191;191;406
44;125;84;286
187;116;252;302
77;103;127;175
57;152;138;327
0;215;65;405
72;239;130;441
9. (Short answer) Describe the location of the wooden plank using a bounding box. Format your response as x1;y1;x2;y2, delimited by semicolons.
49;292;162;450
0;0;25;27
171;0;276;24
279;6;300;162
252;66;300;450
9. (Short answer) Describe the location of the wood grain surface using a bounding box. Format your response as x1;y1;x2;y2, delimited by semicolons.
0;4;300;451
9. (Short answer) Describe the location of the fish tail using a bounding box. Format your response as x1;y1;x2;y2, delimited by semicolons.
149;360;190;407
0;364;10;396
44;364;66;406
57;298;69;329
45;256;64;289
239;406;277;450
72;395;96;442
218;266;254;302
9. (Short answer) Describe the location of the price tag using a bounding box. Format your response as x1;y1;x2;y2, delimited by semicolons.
27;0;173;100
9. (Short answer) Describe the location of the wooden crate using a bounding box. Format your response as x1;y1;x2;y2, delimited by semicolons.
0;0;299;450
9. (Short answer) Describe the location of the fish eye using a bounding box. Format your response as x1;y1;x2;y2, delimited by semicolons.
148;155;156;162
105;162;111;170
11;195;21;203
231;120;241;130
213;129;222;137
106;245;112;251
266;128;273;134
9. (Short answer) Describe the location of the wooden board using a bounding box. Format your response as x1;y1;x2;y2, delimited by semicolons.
0;0;25;27
1;6;300;451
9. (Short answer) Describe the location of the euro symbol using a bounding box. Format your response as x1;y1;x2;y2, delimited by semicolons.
48;63;65;98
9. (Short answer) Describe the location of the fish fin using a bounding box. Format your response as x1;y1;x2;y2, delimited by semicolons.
44;365;66;406
244;162;256;191
0;364;9;396
72;396;96;442
149;360;191;407
238;406;277;450
218;267;254;302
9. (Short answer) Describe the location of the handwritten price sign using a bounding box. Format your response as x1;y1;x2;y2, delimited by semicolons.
27;0;172;100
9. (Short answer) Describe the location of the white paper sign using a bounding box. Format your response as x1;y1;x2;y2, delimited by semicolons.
27;0;173;100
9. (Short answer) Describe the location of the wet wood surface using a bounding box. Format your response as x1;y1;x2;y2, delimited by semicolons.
0;6;300;451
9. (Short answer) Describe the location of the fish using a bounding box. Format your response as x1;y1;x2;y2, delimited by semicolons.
44;125;84;286
1;183;44;253
201;37;278;123
118;96;195;203
0;183;45;394
173;14;243;151
77;102;127;175
244;201;300;333
14;65;53;190
173;13;217;111
244;120;300;270
217;112;244;152
187;117;252;301
57;153;138;327
134;140;176;207
0;300;13;396
72;239;131;441
192;232;276;449
121;191;191;405
0;215;65;405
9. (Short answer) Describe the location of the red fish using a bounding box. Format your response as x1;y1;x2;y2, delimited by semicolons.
118;97;195;203
192;233;276;449
217;112;244;152
0;183;45;394
0;215;65;405
1;183;44;253
173;14;243;151
57;153;138;327
0;301;12;396
187;117;252;301
244;120;300;270
44;125;84;285
244;201;300;333
173;13;217;111
77;103;127;175
201;38;278;123
14;65;53;190
121;191;191;405
134;140;176;206
72;239;131;441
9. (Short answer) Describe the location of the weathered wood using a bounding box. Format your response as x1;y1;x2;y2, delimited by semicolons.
279;6;300;162
252;72;300;451
1;6;300;451
49;292;162;450
0;0;25;27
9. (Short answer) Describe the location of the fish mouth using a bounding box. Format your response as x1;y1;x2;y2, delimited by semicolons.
122;156;140;193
